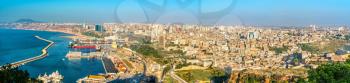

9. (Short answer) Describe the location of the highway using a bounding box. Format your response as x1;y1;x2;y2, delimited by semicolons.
0;36;54;69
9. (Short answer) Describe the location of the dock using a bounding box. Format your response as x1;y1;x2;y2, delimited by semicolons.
1;35;54;69
101;57;118;74
66;51;103;59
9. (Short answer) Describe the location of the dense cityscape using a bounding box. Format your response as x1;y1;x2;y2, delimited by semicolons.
1;22;350;82
1;0;350;83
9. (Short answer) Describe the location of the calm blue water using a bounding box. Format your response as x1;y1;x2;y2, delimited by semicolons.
0;28;104;82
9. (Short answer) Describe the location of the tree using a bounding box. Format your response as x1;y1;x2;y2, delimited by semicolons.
131;44;161;58
0;64;40;83
346;59;350;64
210;68;229;83
270;46;289;55
184;72;193;82
161;65;171;80
345;35;350;40
308;63;350;83
297;43;319;54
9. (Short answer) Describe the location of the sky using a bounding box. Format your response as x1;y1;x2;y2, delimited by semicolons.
0;0;349;26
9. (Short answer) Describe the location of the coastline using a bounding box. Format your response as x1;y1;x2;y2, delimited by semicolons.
7;28;90;40
0;28;105;82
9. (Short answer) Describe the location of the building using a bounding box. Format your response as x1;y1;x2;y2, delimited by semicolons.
37;70;63;83
77;75;106;83
247;32;258;39
95;24;104;32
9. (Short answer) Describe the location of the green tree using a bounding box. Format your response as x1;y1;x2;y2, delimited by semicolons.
184;72;193;82
297;43;319;54
308;63;350;83
131;45;161;58
270;46;289;55
345;35;350;40
81;31;103;38
0;64;40;83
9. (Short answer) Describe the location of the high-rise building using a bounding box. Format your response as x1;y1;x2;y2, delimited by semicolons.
309;25;317;31
247;32;258;39
95;24;104;32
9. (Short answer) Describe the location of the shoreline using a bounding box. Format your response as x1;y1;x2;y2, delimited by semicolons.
4;28;90;40
0;28;106;82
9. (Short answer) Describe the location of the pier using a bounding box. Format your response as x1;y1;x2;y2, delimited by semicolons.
1;35;54;69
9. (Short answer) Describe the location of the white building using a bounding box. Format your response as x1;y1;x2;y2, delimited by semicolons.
37;70;63;83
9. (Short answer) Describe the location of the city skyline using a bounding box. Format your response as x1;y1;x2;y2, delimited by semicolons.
1;1;350;82
0;0;349;26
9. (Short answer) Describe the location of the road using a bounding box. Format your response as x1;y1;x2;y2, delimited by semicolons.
122;48;147;75
123;47;188;83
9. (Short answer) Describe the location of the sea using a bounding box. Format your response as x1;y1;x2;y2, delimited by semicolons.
0;28;105;82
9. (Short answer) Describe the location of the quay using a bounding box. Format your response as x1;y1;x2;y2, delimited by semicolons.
101;57;118;74
65;51;103;59
0;35;54;69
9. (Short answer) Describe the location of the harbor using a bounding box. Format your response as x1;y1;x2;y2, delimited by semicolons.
0;28;106;82
0;35;54;69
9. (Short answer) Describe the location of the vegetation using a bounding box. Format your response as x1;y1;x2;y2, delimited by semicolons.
270;46;289;54
0;64;40;83
333;34;350;40
345;35;350;40
162;65;171;76
227;59;350;83
163;75;178;83
175;63;191;69
176;68;228;82
306;40;347;54
122;59;134;69
131;44;162;58
333;34;343;39
130;44;172;65
242;74;265;83
81;31;103;38
210;68;230;83
228;69;308;83
298;43;319;54
308;61;350;83
138;38;151;44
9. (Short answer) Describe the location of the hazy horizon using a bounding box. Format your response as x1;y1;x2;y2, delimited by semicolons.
1;0;349;26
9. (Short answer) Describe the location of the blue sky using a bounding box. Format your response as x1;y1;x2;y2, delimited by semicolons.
0;0;349;26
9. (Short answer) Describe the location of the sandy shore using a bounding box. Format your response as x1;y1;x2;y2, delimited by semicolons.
11;28;91;40
44;29;91;40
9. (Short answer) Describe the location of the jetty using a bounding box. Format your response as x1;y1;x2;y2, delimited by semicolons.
0;35;54;69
